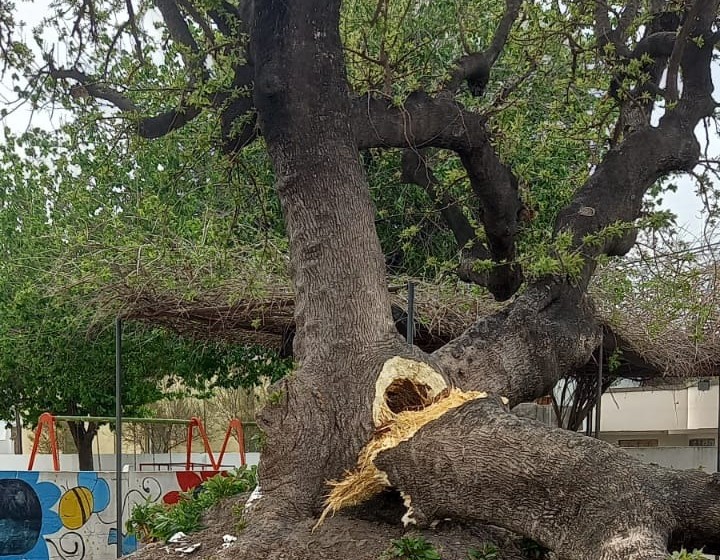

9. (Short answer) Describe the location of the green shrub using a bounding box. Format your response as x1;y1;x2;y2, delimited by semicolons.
125;502;167;542
127;466;257;543
468;543;499;560
668;550;706;560
383;536;441;560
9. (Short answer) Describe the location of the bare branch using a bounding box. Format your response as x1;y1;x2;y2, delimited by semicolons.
446;0;523;96
353;93;524;299
50;68;139;112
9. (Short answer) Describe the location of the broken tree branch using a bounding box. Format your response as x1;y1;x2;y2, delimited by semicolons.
375;397;720;558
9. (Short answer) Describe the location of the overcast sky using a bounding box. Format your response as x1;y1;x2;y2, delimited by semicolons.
1;0;717;244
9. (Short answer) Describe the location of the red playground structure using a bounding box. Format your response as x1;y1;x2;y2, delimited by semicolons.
27;413;246;472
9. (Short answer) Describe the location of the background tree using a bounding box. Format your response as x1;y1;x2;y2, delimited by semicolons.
0;73;290;470
0;287;234;470
2;0;720;557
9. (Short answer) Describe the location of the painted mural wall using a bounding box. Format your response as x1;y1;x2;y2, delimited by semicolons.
0;470;221;560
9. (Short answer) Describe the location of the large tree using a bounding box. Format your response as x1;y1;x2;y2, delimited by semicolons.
5;0;720;557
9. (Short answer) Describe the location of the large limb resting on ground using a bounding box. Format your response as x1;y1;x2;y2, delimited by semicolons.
374;397;720;559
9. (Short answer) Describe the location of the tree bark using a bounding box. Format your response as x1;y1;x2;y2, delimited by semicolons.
433;282;600;407
67;421;98;471
243;0;720;557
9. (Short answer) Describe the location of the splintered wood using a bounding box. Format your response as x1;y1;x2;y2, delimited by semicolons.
315;387;485;528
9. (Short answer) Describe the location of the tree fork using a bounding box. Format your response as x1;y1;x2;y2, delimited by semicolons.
434;281;600;406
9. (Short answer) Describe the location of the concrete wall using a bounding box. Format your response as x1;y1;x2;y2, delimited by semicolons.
598;431;689;447
600;388;689;432
0;427;11;455
0;469;234;560
687;385;719;430
0;452;260;471
621;446;717;471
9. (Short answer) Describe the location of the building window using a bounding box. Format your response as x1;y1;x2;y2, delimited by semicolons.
617;439;658;448
689;438;715;447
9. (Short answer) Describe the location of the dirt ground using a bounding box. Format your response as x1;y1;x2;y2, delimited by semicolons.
126;493;249;560
126;493;531;560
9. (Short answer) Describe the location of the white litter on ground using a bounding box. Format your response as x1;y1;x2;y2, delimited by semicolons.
168;532;187;543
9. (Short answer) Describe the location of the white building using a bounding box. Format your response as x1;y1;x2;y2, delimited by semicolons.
0;420;15;454
599;381;719;448
595;380;720;471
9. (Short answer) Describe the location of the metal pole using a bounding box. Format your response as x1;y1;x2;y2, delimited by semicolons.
594;334;603;439
115;317;123;559
585;408;593;436
716;376;720;473
53;415;194;424
406;281;415;346
13;407;22;454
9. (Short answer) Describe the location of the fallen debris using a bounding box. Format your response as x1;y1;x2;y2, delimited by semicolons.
168;533;187;544
175;543;202;554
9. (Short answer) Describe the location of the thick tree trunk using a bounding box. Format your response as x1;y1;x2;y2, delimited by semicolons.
433;282;600;406
251;0;420;514
67;421;97;471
